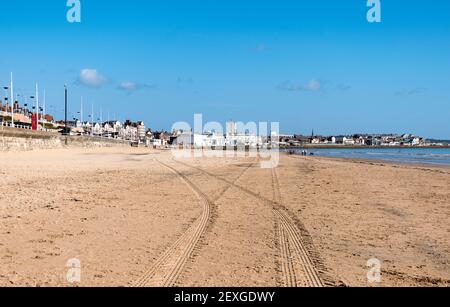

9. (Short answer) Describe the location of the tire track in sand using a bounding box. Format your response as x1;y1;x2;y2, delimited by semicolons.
271;167;324;287
173;159;329;287
134;160;253;287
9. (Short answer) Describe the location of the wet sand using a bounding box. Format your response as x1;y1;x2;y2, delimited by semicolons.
0;148;449;287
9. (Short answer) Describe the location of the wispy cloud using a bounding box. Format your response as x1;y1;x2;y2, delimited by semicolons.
395;87;428;96
177;77;195;85
77;69;107;88
277;79;323;92
252;44;268;53
118;81;157;93
336;83;351;91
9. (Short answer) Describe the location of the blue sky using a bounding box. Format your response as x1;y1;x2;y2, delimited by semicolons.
1;0;449;138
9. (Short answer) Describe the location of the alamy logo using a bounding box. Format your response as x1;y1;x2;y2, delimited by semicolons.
367;0;382;23
171;114;280;169
367;258;382;284
66;258;82;284
67;0;81;23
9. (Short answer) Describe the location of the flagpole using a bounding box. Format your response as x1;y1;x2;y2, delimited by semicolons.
10;73;14;128
80;96;83;126
100;107;103;137
91;103;94;137
43;89;46;130
35;83;39;131
64;84;68;145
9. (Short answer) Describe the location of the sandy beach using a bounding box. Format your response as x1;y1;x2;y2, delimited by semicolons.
0;147;449;287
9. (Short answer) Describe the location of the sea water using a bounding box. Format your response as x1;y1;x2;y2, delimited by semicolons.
289;147;450;166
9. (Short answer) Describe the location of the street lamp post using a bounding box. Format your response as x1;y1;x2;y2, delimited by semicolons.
43;89;46;130
3;87;8;106
29;95;36;130
3;86;9;126
64;84;68;145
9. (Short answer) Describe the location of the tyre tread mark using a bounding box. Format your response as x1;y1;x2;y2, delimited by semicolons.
134;159;253;287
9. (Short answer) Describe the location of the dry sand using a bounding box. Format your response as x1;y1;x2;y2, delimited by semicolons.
0;148;449;287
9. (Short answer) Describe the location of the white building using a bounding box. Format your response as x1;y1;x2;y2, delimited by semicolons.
137;121;146;142
173;131;262;149
343;137;355;145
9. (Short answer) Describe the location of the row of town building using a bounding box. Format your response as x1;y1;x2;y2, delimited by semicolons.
62;120;147;142
0;97;148;142
277;133;431;147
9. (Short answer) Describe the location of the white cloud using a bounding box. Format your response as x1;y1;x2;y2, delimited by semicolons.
118;81;138;91
78;69;107;88
307;79;321;91
395;87;427;96
118;80;157;92
277;79;323;92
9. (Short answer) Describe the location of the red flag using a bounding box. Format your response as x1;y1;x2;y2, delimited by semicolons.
32;113;38;130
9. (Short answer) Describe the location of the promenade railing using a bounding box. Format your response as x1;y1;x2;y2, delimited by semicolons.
0;121;32;130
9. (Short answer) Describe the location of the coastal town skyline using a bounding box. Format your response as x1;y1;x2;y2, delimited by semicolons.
1;80;448;144
1;1;450;139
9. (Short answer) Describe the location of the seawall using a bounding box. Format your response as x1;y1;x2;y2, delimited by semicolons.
0;126;129;151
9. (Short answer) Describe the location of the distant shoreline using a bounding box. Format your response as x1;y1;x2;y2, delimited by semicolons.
283;145;450;149
285;153;450;170
282;146;450;167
